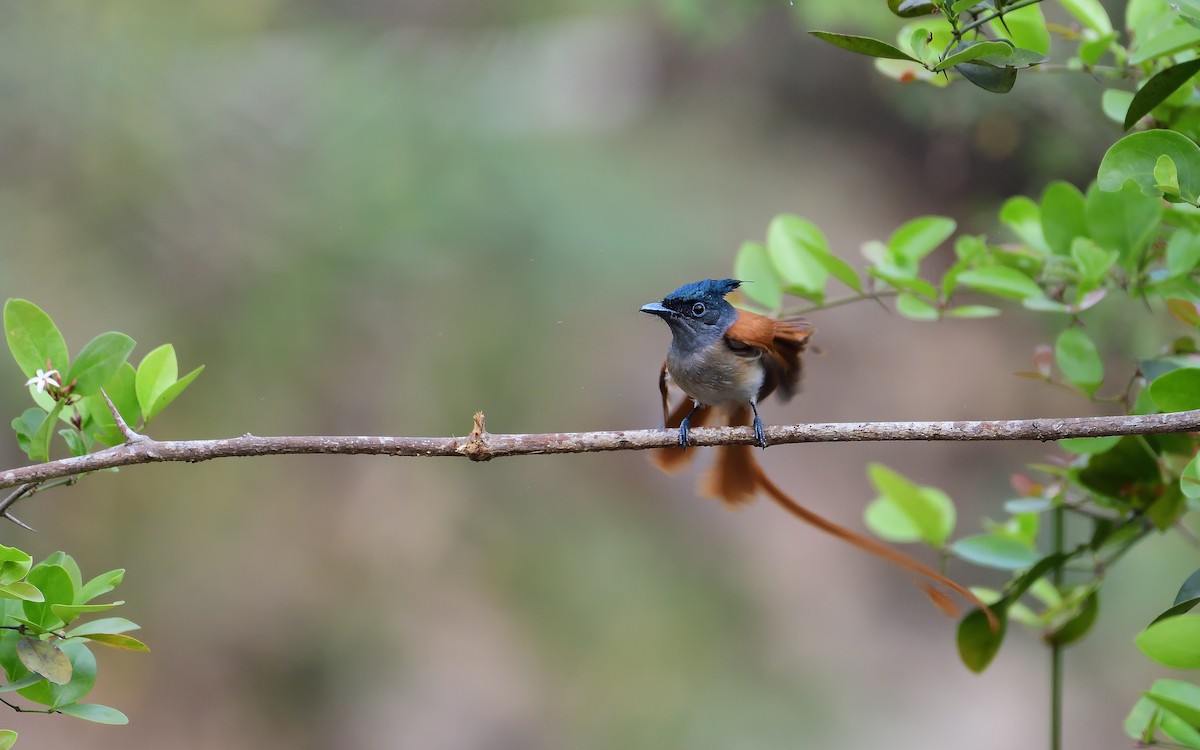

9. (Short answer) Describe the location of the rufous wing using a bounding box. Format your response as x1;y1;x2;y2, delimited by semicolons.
724;311;814;402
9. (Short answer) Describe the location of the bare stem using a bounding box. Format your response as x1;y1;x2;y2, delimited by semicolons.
0;409;1198;494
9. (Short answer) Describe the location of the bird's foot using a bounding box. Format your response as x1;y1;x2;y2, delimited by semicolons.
677;417;692;448
752;414;767;449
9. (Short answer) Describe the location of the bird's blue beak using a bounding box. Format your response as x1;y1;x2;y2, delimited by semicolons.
640;302;672;317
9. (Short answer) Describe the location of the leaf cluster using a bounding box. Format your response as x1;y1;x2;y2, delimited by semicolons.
5;299;203;464
731;3;1200;725
0;546;146;738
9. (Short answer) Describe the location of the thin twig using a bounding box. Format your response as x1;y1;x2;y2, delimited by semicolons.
0;409;1198;494
785;290;898;317
956;0;1046;38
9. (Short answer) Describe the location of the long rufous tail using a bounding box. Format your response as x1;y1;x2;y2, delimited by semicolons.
654;401;997;627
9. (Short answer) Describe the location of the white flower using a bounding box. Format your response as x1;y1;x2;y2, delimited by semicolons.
24;368;60;393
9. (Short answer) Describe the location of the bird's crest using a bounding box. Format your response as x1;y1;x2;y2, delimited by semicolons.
662;278;742;304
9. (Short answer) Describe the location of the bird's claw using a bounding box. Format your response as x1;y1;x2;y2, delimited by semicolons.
677;418;692;448
752;415;767;449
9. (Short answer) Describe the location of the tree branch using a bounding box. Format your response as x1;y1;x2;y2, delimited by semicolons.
2;408;1199;493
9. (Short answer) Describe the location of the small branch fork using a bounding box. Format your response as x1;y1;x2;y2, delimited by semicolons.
1;408;1199;499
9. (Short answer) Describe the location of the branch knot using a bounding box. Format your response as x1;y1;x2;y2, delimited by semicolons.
460;411;492;462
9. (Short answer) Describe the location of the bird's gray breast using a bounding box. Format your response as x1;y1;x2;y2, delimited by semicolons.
666;344;764;406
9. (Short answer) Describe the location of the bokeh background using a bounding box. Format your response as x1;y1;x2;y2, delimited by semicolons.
0;1;1195;748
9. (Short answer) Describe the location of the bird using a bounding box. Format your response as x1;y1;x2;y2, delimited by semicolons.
641;278;995;625
640;278;814;504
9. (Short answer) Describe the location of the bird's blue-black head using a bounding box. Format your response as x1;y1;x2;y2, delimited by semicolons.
640;279;741;352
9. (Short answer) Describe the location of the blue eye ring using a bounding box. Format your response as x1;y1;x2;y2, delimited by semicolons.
691;302;706;317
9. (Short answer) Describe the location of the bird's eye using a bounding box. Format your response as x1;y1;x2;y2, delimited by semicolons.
691;302;706;317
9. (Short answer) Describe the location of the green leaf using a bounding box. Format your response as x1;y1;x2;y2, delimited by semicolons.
909;28;933;65
1152;598;1200;626
59;428;87;457
12;407;44;456
1059;435;1121;454
1086;182;1164;266
734;242;783;310
957;267;1045;301
1147;684;1200;732
1078;436;1162;498
23;564;74;630
1040;181;1088;256
0;730;17;750
81;362;139;447
809;31;920;62
77;569;124;604
990;2;1051;54
1156;155;1182;197
77;632;148;652
27;402;62;463
965;44;1048;69
40;552;79;590
864;486;956;545
1125;696;1164;745
1131;23;1200;65
51;602;123;626
889;0;938;17
989;511;1040;547
15;638;71;685
1102;89;1135;125
935;41;1013;71
1059;0;1113;34
1000;196;1049;252
65;333;135;398
1181;0;1200;27
58;702;128;725
1124;59;1200;131
864;497;921;543
135;344;177;418
1000;552;1070;604
957;607;1006;673
1055;328;1104;395
1046;590;1099;646
896;293;940;320
0;546;33;586
1167;231;1200;278
1150;367;1200;411
1183;453;1200;500
1070;237;1118;282
1099;130;1200;203
951;534;1039;570
804;243;862;294
65;617;140;638
0;583;44;603
4;299;69;378
1078;32;1116;65
888;216;956;265
1178;567;1200;606
1138;615;1200;668
1143;680;1200;740
868;265;940;300
0;673;44;695
766;215;828;303
867;464;955;547
17;639;95;709
945;305;1000;318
